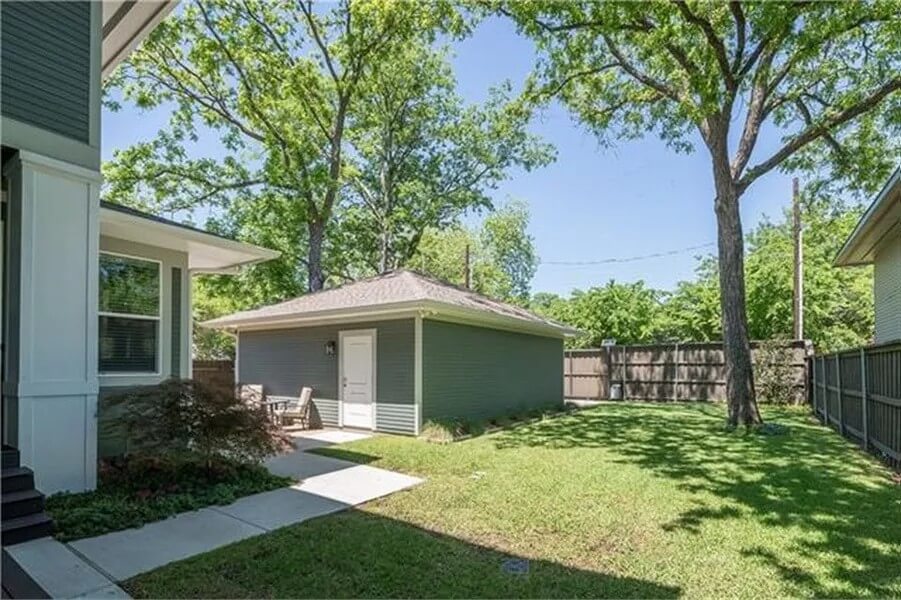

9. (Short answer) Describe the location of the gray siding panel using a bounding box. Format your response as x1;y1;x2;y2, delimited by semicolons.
422;320;564;423
376;403;417;435
1;1;92;142
312;398;340;426
238;319;415;431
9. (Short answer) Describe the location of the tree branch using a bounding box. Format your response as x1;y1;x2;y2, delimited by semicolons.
603;35;683;104
739;77;901;189
729;2;746;73
672;0;735;91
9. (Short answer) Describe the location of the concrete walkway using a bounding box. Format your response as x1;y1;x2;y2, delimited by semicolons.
6;430;422;597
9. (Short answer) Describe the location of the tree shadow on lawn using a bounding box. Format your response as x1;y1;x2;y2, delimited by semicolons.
494;403;901;597
125;509;679;599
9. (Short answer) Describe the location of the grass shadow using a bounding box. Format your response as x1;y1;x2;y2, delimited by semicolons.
308;446;383;465
125;509;680;599
494;402;901;597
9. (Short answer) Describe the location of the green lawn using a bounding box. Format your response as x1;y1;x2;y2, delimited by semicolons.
126;403;901;599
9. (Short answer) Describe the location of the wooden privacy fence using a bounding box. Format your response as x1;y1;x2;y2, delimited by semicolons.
192;359;235;389
811;341;901;469
564;341;809;403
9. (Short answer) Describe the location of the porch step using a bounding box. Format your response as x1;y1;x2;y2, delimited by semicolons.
1;446;19;470
1;490;45;521
1;513;54;547
0;468;34;493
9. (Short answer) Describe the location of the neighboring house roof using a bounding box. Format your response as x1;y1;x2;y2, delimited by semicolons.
835;167;901;267
100;201;279;273
102;1;178;79
204;269;579;338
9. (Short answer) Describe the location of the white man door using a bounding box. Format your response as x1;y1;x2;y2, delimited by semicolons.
340;330;376;429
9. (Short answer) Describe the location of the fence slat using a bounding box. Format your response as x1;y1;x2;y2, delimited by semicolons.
860;348;868;450
811;341;900;470
564;341;809;404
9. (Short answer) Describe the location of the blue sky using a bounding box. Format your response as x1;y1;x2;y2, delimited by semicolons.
103;15;796;297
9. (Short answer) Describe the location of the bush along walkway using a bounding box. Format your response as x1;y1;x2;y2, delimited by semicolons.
5;431;422;597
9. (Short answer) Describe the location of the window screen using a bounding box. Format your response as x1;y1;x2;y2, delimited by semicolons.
99;253;160;373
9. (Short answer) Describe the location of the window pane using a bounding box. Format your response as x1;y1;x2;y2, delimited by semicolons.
99;316;158;373
99;254;159;316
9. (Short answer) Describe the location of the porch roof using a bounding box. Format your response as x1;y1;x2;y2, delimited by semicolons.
102;1;178;79
99;201;279;273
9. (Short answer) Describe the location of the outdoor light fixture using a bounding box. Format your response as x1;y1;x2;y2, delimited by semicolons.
325;341;336;356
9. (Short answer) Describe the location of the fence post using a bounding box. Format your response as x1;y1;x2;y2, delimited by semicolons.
622;346;627;400
835;353;844;435
673;343;680;402
860;348;868;450
822;356;829;425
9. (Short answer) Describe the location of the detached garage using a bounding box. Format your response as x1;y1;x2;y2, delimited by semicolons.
204;270;577;435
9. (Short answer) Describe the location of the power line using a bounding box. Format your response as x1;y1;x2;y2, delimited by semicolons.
541;242;715;266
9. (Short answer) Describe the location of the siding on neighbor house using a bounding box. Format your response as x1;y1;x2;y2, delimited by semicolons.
421;319;564;424
1;1;92;143
874;234;901;343
238;319;415;432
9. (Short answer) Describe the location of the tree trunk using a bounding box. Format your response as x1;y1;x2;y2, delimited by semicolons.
713;174;762;427
379;228;391;273
307;219;326;292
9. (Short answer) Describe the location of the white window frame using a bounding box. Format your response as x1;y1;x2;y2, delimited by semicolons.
98;250;163;376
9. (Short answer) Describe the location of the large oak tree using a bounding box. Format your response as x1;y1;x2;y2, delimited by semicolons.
501;1;900;425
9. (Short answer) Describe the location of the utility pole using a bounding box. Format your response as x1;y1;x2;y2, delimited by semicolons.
792;177;804;340
464;244;472;289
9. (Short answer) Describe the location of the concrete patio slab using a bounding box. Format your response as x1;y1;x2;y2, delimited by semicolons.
4;537;126;599
69;507;264;581
294;429;372;445
297;464;423;506
265;444;360;479
213;486;348;531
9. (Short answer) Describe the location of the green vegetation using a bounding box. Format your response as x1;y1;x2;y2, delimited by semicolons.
413;200;539;304
46;454;289;542
126;404;900;598
419;405;570;443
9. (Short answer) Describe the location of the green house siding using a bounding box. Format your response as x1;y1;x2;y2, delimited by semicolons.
1;1;92;142
422;319;563;423
238;319;415;431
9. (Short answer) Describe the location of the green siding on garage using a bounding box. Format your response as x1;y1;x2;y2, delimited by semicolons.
1;1;92;142
238;319;415;431
422;319;564;423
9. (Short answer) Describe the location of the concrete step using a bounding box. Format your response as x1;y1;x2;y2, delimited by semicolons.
1;513;54;547
1;489;45;521
0;468;34;493
1;446;19;470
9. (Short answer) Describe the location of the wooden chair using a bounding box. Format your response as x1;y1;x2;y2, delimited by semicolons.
275;387;313;429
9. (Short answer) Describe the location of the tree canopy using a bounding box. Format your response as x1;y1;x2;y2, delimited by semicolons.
501;0;900;425
105;0;548;293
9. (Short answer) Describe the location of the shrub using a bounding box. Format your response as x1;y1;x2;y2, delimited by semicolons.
754;340;800;404
103;379;293;465
420;419;470;443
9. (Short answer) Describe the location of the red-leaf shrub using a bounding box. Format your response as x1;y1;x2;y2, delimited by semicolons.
103;379;293;465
